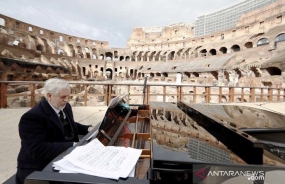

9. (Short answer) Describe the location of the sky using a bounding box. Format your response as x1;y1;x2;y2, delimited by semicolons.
0;0;243;48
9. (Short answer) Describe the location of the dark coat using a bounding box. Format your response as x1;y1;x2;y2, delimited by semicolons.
16;99;90;182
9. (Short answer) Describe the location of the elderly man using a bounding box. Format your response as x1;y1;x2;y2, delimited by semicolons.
16;78;93;184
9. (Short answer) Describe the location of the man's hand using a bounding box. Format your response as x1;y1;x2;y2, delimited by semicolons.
88;126;94;132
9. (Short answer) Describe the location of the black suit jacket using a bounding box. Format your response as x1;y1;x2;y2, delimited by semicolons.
17;99;90;170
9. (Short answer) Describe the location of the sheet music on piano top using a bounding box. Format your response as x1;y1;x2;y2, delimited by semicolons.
53;138;142;180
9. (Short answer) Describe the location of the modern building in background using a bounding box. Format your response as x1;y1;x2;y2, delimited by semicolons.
194;0;278;37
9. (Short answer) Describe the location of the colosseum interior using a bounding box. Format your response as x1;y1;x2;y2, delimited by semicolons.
0;0;285;105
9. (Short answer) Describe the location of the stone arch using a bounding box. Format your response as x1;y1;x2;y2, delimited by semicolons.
100;54;104;60
105;52;113;60
69;44;75;57
57;49;66;55
85;47;91;58
244;42;253;49
0;34;8;44
209;49;217;56
76;46;83;58
155;51;161;61
35;66;42;73
149;51;156;61
250;67;261;77
106;68;113;79
42;39;52;53
36;44;44;52
257;38;269;46
10;63;20;71
126;56;130;61
266;67;281;76
221;95;227;103
119;56;124;61
82;67;86;76
114;51;119;61
55;68;62;74
168;51;175;60
46;67;53;74
219;47;227;54
184;72;190;78
192;72;199;77
162;72;168;77
182;47;191;59
0;61;5;70
210;71;218;80
231;45;240;52
92;48;97;59
143;51;149;61
275;33;285;44
199;49;207;57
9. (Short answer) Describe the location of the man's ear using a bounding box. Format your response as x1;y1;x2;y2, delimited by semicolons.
47;93;52;101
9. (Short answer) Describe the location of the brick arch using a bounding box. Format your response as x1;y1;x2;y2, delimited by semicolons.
0;34;8;44
46;67;53;74
0;61;5;70
35;65;42;73
10;63;20;71
55;68;62;74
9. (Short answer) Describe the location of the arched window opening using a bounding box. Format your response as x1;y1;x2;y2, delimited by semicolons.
200;49;207;57
231;45;240;52
105;52;113;60
210;71;218;80
58;49;65;55
275;33;285;43
169;51;175;60
266;67;281;76
251;67;261;77
219;47;227;54
106;68;113;80
82;67;86;76
184;72;190;78
120;56;124;61
100;54;104;60
244;42;253;49
85;47;90;58
126;56;130;61
162;72;168;77
209;49;216;56
257;38;269;46
193;72;199;77
36;45;43;52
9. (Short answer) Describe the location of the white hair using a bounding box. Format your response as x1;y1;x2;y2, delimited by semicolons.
43;78;70;98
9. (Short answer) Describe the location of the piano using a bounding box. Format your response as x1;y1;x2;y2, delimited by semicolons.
24;97;285;184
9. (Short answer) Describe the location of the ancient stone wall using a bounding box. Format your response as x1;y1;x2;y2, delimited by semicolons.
0;0;284;89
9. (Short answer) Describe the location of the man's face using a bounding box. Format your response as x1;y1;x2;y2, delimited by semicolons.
47;88;71;110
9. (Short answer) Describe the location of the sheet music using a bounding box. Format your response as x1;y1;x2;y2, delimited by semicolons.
53;138;141;180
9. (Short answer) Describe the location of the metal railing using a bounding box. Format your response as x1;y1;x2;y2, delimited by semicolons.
1;81;285;108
